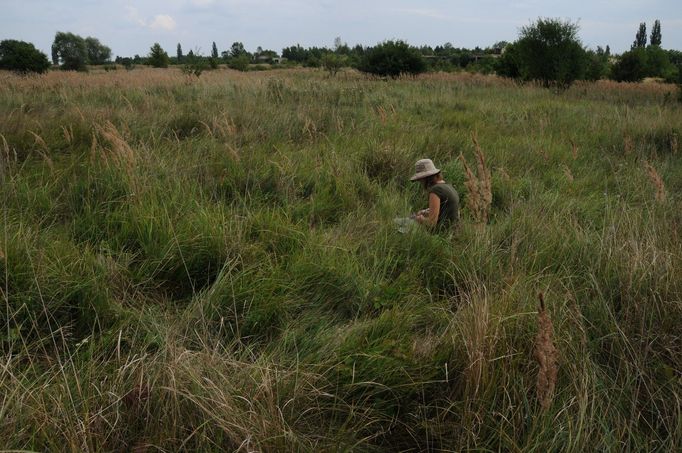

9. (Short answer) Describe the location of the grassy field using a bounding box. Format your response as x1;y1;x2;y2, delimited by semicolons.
1;67;681;451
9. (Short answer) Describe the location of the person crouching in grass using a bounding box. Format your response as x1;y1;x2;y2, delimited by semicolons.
411;159;459;230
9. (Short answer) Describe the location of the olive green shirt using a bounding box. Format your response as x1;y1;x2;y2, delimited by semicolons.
428;183;459;228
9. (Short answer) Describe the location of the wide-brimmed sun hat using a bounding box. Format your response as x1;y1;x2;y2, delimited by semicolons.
410;158;440;181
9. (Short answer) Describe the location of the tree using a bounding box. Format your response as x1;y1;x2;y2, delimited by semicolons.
645;45;673;78
0;39;51;73
358;40;426;77
633;22;647;49
611;48;648;82
182;50;208;77
52;31;88;71
494;43;522;78
177;43;183;62
650;20;662;47
148;43;169;68
211;41;219;59
84;37;111;65
513;18;588;89
282;44;308;62
585;47;609;81
230;42;247;58
333;36;350;55
228;55;250;71
321;53;346;76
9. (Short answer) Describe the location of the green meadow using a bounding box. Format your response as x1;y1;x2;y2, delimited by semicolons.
1;68;680;451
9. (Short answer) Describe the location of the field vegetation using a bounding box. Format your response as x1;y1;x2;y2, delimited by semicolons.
1;67;681;451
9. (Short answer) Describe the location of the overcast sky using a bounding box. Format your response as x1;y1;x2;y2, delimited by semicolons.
2;0;681;58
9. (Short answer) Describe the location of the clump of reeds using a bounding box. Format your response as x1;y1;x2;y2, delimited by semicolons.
643;161;666;203
534;292;558;411
459;132;492;226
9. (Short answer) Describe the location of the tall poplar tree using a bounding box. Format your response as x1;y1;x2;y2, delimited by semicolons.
632;22;647;49
650;20;662;47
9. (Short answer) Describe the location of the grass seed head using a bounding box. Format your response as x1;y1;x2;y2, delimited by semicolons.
534;292;558;411
458;131;492;227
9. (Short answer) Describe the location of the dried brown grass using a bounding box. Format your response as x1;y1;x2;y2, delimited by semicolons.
459;132;492;226
562;164;574;182
570;139;578;160
95;121;137;180
534;292;558;411
643;161;667;203
670;133;678;154
623;133;634;155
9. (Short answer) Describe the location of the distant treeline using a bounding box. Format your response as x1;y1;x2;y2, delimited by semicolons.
1;19;681;86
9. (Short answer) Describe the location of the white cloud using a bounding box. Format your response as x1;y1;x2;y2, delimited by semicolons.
150;14;177;31
125;6;176;31
125;6;146;26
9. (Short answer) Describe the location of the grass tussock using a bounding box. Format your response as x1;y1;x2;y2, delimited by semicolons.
1;67;681;451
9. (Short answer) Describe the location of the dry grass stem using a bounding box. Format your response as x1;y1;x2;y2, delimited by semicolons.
570;139;578;160
459;131;492;226
534;292;558;411
28;130;48;151
643;161;666;203
61;125;73;145
623;133;634;155
671;133;678;154
562;164;574;182
96;121;136;175
376;105;388;124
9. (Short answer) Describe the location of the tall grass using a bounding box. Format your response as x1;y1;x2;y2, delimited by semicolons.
1;67;681;451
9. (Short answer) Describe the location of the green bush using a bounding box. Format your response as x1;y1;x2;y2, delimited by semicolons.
0;39;51;73
358;40;426;77
228;55;250;71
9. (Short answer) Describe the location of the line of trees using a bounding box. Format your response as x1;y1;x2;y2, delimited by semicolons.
51;32;111;71
496;18;680;87
1;21;680;86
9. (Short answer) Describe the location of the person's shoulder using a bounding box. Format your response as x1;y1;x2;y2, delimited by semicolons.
429;183;450;194
442;183;458;194
427;185;442;195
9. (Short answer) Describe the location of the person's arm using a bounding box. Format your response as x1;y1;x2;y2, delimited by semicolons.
417;193;440;227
